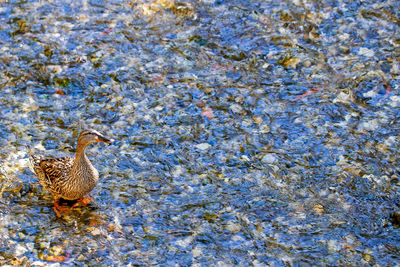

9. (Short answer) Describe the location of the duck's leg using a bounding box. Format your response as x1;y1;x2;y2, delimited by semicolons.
53;198;71;216
71;195;94;208
79;195;94;206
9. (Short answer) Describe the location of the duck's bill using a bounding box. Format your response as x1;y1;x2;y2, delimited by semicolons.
98;135;114;144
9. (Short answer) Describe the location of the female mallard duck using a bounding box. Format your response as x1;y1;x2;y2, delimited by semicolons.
29;130;113;215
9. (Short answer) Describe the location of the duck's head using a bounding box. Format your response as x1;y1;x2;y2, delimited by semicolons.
78;129;114;146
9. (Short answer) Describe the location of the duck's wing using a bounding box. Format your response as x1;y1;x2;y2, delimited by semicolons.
39;157;74;181
31;156;74;194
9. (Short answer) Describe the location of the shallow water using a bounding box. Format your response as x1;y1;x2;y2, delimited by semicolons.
0;0;400;265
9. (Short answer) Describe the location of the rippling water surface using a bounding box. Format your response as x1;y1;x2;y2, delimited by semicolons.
0;0;400;265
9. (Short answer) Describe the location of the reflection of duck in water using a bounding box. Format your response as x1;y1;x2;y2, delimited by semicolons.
29;130;113;216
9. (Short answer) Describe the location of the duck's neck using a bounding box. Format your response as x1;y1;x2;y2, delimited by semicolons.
71;141;98;195
73;141;90;167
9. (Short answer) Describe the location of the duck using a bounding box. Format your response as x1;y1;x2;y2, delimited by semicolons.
29;129;113;215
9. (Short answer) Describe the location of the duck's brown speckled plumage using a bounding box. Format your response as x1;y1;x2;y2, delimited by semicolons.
29;130;113;202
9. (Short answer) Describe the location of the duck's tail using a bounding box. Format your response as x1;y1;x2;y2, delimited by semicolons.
28;155;42;174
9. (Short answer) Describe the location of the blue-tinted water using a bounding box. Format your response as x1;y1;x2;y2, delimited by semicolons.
0;0;399;265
